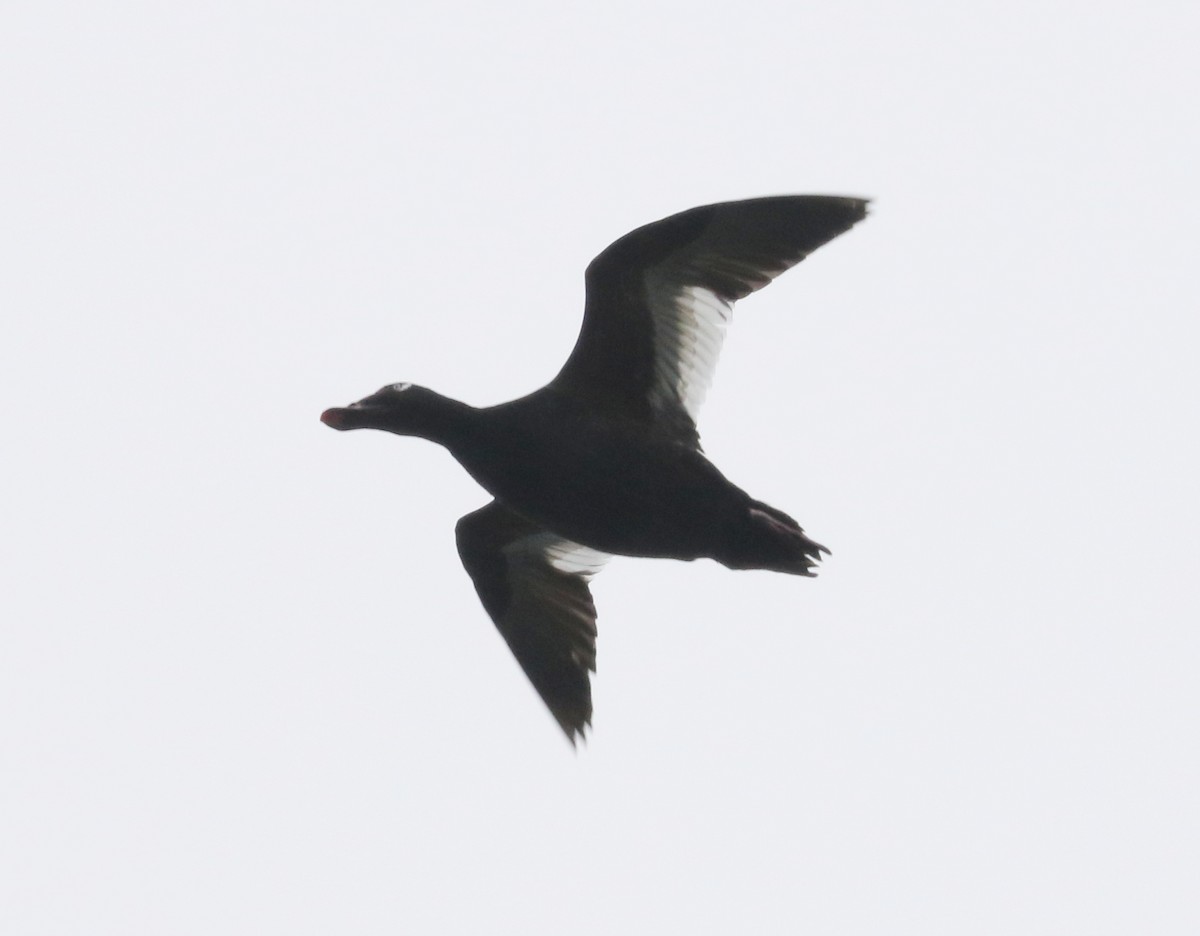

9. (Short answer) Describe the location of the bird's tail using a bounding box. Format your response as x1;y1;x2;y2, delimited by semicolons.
717;501;829;576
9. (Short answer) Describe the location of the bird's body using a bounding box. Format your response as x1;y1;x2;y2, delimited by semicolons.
456;392;747;561
322;195;868;741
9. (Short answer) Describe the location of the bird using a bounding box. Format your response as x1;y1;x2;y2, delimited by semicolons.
321;195;868;743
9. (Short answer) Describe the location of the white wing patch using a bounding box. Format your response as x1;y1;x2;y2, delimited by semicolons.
510;534;610;579
644;272;733;425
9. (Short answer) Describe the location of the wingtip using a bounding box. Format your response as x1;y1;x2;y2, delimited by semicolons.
839;195;871;223
815;194;870;222
557;714;592;748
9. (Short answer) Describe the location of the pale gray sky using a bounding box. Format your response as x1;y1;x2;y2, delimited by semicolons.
3;2;1198;933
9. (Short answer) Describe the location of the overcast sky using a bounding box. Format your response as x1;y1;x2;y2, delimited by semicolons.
3;2;1198;933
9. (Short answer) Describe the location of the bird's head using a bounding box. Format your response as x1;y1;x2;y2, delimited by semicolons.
320;382;453;437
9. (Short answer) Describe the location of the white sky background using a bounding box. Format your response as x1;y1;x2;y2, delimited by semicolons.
3;1;1198;932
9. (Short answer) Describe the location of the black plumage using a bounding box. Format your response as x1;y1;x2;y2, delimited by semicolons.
322;195;868;742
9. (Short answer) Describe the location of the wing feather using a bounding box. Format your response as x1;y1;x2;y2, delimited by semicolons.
456;501;610;743
551;195;869;446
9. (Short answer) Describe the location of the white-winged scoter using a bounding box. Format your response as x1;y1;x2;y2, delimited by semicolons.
322;195;868;742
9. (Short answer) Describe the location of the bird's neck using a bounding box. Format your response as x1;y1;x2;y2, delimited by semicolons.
387;392;480;452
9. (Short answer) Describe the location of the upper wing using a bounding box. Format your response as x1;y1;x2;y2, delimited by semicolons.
455;501;611;744
549;195;869;446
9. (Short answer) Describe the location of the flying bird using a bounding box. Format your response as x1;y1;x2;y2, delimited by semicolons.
321;195;868;742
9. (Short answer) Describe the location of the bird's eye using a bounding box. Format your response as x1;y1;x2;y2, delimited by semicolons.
388;382;413;393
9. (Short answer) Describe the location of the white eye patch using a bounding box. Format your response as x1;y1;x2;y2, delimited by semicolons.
389;382;414;393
